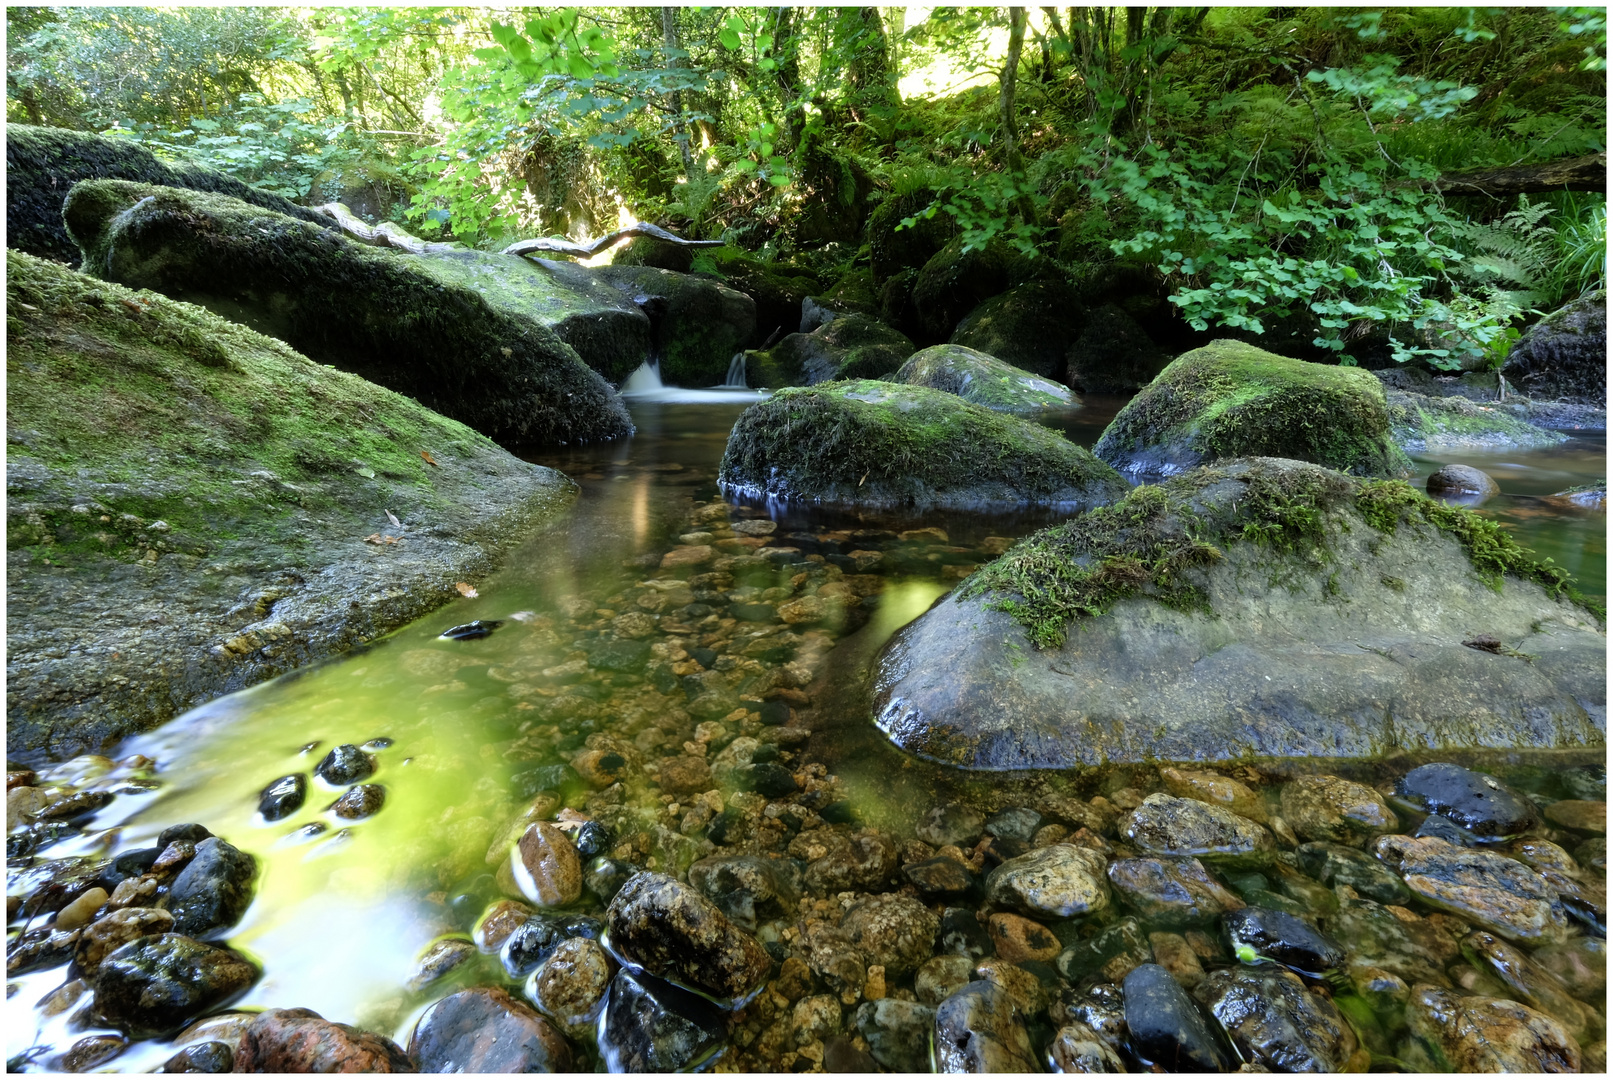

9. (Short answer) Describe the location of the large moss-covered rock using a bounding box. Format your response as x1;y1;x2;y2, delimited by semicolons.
63;179;632;446
6;252;576;762
1502;290;1607;405
866;190;958;284
872;457;1604;769
1374;368;1605;432
1094;340;1411;478
1065;304;1174;393
911;236;1031;343
1386;389;1568;452
717;381;1126;511
587;263;756;385
703;248;820;350
949;281;1088;381
745;315;914;388
6;124;330;266
893;345;1076;415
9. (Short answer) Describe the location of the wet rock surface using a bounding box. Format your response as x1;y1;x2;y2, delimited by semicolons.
1279;773;1398;844
1107;855;1244;927
986;843;1111;919
1124;794;1276;867
1395;762;1540;840
526;936;613;1040
236;1007;413;1072
599;967;727;1072
855;997;936;1072
1376;834;1570;944
933;979;1039;1072
408;986;572;1072
606;870;771;1000
1194;963;1359;1071
1122;962;1234;1071
164;837;256;938
1224;905;1345;978
1408;983;1582;1072
89;934;258;1039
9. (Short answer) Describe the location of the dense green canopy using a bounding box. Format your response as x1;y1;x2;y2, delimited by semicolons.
8;6;1606;369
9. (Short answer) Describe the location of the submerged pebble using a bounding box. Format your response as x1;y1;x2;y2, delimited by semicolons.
1395;762;1540;840
598;967;727;1072
408;986;571;1072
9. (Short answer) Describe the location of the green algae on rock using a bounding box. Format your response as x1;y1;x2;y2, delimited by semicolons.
893;344;1076;415
1094;340;1412;478
872;456;1604;769
746;315;914;389
1385;389;1568;452
62;179;632;447
6;252;577;762
6;123;332;267
717;380;1126;511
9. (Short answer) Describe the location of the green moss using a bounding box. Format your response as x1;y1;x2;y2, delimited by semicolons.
1383;389;1567;451
1094;340;1413;477
964;460;1602;650
894;344;1073;414
718;379;1125;509
748;315;914;388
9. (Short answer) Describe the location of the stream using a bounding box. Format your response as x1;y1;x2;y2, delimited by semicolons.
6;384;1606;1073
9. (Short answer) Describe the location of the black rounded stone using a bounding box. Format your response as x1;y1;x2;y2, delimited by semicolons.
1121;962;1233;1072
157;824;213;847
500;916;566;978
314;745;374;786
599;968;726;1073
1223;906;1345;979
1395;762;1539;841
257;775;307;821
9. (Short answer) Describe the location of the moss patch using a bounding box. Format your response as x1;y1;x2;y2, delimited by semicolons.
62;179;632;447
1094;339;1412;478
894;344;1075;414
747;315;914;389
1384;389;1567;452
718;379;1126;510
7;123;328;266
962;457;1601;650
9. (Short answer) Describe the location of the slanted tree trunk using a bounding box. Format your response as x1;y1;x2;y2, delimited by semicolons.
998;7;1040;225
661;7;696;180
770;6;804;151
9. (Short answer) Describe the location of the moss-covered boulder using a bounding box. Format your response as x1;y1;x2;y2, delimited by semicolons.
588;263;756;385
949;281;1088;381
802;268;881;333
911;237;1032;343
702;249;821;349
1065;304;1174;393
6;252;577;761
745;315;914;388
1502;290;1607;405
893;345;1076;415
873;457;1604;769
62;179;633;446
1386;390;1568;453
717;381;1126;510
7;123;331;266
866;190;959;284
1094;341;1411;478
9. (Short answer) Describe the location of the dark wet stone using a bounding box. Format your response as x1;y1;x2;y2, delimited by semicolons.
855;998;935;1072
554;913;603;940
1106;856;1244;928
916;802;985;848
688;854;803;931
1296;841;1412;904
818;800;856;825
606;871;771;1000
1461;930;1593;1037
34;789;114;822
823;1035;878;1073
74;906;175;974
1416;812;1480;846
157;1041;233;1072
986;807;1044;843
757;699;791;726
933;980;1039;1072
165;837;256;938
7;820;78;860
61;1034;127;1072
1375;834;1570;944
1194;963;1358;1071
12;855;110;919
1426;463;1500;497
1056;917;1151;983
586;638;652;673
584;856;636;904
439;619;501;640
236;1007;412;1072
1223;906;1344;978
986;843;1110;919
408;986;571;1072
89;934;258;1039
938;906;992;960
599;967;727;1072
905;855;980;899
331;784;385;819
1395;762;1539;841
500;915;567;978
406;937;477;992
1046;1020;1125;1073
256;775;306;821
315;744;375;785
110;845;164;880
570;819;610;858
1407;984;1581;1072
1279;774;1398;845
1052;982;1130;1059
1325;895;1456;988
1124;794;1275;867
7;925;79;975
526;936;613;1040
737;761;797;797
158;824;212;846
1122;963;1233;1072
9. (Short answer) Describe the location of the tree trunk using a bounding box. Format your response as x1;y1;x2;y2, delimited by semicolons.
771;6;804;151
1413;153;1607;196
999;8;1039;224
840;7;900;118
660;7;695;179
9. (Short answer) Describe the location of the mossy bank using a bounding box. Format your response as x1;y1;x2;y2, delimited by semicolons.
1094;340;1412;478
63;179;632;447
6;253;577;762
873;457;1604;769
717;380;1126;511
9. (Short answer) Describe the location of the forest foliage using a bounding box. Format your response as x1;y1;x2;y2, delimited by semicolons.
8;6;1607;370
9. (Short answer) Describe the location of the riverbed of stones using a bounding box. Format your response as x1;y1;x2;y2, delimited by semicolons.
6;496;1608;1073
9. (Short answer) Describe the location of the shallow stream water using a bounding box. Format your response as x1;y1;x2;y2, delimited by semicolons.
6;386;1606;1072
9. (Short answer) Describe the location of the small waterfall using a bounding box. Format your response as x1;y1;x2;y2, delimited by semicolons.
621;359;664;394
723;352;748;389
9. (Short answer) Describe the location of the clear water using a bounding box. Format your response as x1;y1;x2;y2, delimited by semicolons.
6;392;1605;1071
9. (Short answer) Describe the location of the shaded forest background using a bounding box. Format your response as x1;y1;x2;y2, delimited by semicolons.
7;6;1607;369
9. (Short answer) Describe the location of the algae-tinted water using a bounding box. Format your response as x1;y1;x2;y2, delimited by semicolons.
5;396;1604;1072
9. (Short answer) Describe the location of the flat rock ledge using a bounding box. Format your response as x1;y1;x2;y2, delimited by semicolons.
872;457;1604;769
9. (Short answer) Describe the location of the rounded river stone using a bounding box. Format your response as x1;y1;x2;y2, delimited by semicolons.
985;843;1111;919
605;871;770;1000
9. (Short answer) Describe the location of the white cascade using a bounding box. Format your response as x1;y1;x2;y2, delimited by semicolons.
723;352;748;388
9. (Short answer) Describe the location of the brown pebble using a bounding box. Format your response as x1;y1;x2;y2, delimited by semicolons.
510;822;582;907
74;907;175;973
1149;931;1205;989
54;888;108;931
775;956;814;1002
659;756;713;796
332;784;386;820
7;770;36;791
473;899;536;951
151;840;195;874
987;912;1061;963
61;1034;128;1072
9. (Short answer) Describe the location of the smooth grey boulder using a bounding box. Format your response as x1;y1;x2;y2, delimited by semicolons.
872;456;1604;768
893;344;1076;415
